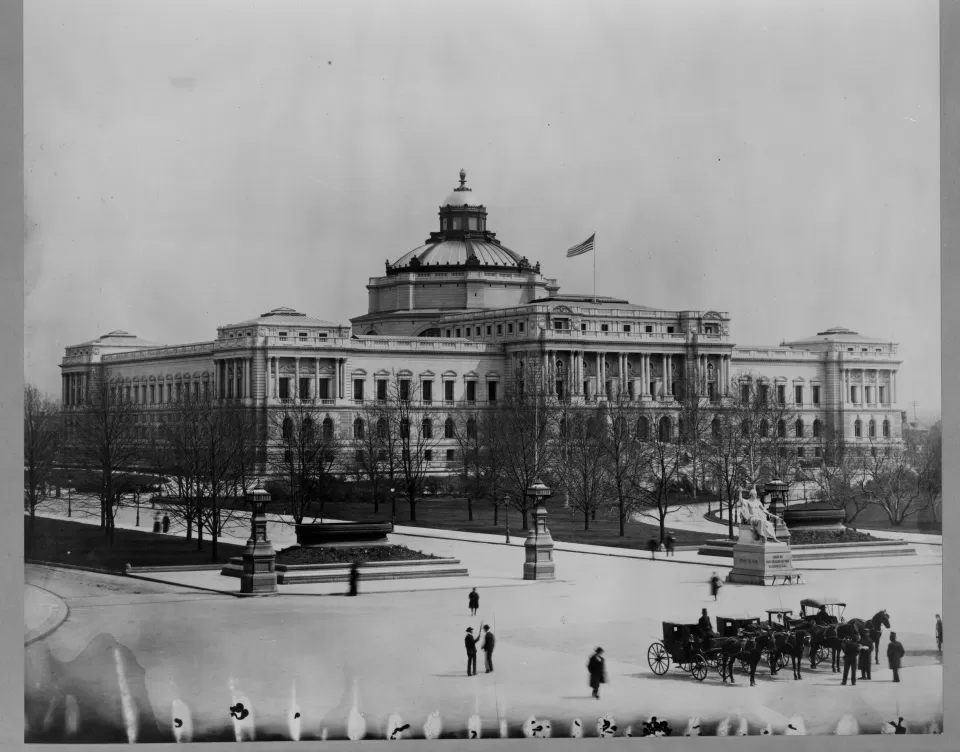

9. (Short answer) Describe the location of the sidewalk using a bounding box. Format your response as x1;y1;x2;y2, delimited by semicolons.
24;584;69;644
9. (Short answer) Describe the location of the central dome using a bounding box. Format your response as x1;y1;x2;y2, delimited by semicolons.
392;239;522;268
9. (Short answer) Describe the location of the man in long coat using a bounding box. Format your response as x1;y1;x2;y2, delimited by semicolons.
887;632;905;683
464;627;481;676
858;634;873;680
481;625;496;673
840;636;861;686
587;647;606;699
468;588;479;616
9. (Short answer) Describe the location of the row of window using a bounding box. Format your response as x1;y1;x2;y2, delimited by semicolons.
277;377;501;404
741;384;822;406
849;385;889;404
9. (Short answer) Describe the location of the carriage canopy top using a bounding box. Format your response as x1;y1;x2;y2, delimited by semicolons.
766;608;794;614
800;597;846;608
716;614;760;621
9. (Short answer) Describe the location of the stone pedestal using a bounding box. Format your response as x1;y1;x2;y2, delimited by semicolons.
726;527;802;586
241;488;278;596
523;480;555;580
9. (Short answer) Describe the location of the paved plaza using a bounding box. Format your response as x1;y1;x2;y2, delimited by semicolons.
25;498;943;739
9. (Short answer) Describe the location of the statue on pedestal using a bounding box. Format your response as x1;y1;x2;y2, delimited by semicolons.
737;486;781;543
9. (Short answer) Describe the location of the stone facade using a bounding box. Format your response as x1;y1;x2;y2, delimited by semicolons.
58;173;903;476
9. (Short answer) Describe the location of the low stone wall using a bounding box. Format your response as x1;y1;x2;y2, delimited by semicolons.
220;556;469;584
698;538;917;561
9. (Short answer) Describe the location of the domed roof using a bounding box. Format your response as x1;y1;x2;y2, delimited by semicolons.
442;168;483;207
392;239;522;268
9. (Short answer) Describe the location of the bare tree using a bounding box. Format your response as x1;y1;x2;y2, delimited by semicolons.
597;396;650;536
915;421;942;526
556;407;609;530
69;364;142;545
854;436;925;527
451;411;486;522
634;409;686;544
676;355;713;498
24;384;62;555
488;358;559;530
353;400;392;513
268;400;341;524
382;374;440;522
811;427;869;524
702;396;746;539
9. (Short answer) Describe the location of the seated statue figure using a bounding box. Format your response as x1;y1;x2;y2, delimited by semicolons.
738;486;780;542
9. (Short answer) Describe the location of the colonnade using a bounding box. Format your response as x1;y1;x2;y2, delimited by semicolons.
841;368;897;406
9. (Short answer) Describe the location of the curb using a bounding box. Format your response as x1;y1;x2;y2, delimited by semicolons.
24;584;70;646
123;572;241;597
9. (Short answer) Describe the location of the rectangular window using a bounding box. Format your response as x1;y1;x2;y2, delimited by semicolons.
376;379;387;401
399;379;410;401
601;324;609;332
299;332;307;339
497;324;503;335
581;323;587;331
519;322;525;333
508;323;514;333
624;324;631;333
741;384;750;404
446;449;455;462
879;386;886;404
150;385;155;403
708;382;717;401
300;378;311;399
814;446;822;458
488;381;498;403
812;385;821;405
667;326;675;334
279;331;288;340
422;380;433;403
865;386;873;403
455;328;461;337
486;325;492;335
466;381;477;402
318;379;330;400
278;379;290;399
424;449;433;462
353;379;364;401
851;386;858;403
776;384;785;404
795;385;803;405
645;325;653;333
444;381;455;401
446;329;452;337
557;381;565;399
554;320;564;330
797;447;806;458
317;332;327;339
760;384;770;403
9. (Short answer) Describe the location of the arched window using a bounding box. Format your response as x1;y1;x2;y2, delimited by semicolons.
777;420;786;438
422;418;433;439
678;417;686;440
854;419;862;438
868;419;876;438
353;417;364;439
282;417;293;440
813;419;822;438
659;416;671;442
444;417;454;439
377;417;388;440
741;419;751;437
759;419;769;438
467;417;477;439
636;416;649;440
400;418;410;439
711;416;721;439
303;417;315;441
795;419;804;438
322;417;334;439
882;419;890;438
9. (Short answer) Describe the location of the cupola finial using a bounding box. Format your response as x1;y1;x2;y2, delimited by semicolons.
459;168;467;187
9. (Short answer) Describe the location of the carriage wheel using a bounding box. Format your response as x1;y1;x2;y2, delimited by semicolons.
813;645;829;667
691;655;708;682
647;642;670;675
715;655;727;678
772;652;787;672
738;658;749;673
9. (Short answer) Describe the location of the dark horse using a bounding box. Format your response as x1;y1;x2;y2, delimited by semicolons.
715;632;772;686
843;611;890;666
784;632;812;679
808;624;843;672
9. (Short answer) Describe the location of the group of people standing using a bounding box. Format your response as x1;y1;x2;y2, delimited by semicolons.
464;588;496;676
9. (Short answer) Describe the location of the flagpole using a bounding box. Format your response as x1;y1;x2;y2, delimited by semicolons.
593;232;596;304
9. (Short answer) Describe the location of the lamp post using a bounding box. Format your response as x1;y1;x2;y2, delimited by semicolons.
66;475;72;518
240;484;278;596
523;479;555;580
390;487;396;524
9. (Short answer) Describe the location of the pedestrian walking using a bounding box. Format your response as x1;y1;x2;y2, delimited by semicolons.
840;638;861;686
709;572;722;601
464;627;481;676
481;625;495;673
646;538;659;560
887;632;904;683
587;647;606;699
161;514;170;533
468;588;479;616
665;534;676;557
936;614;943;652
348;560;361;596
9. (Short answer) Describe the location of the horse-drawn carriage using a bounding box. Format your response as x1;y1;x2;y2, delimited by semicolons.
647;622;711;681
715;614;761;638
766;608;794;630
799;597;846;624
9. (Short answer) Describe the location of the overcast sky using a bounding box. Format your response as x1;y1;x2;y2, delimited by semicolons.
24;0;940;418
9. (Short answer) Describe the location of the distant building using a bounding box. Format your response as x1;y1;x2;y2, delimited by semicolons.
59;171;904;473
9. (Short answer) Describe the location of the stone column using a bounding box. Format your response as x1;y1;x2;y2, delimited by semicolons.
246;357;252;399
314;358;320;399
295;357;301;401
892;370;897;404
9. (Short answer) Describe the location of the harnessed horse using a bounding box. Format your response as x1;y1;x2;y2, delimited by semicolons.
712;632;772;686
843;611;890;666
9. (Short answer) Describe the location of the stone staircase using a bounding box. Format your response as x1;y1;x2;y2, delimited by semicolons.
220;557;469;584
697;538;917;561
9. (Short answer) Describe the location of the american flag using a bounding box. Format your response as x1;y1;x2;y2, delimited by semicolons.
566;233;595;257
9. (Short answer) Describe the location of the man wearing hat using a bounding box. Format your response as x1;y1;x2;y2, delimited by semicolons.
587;647;607;699
464;627;481;676
886;632;904;683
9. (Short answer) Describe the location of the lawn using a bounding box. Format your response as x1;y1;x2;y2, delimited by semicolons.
305;495;722;550
275;545;442;565
24;515;246;572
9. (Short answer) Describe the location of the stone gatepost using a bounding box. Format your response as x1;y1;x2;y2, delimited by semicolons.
240;485;278;595
523;479;555;580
